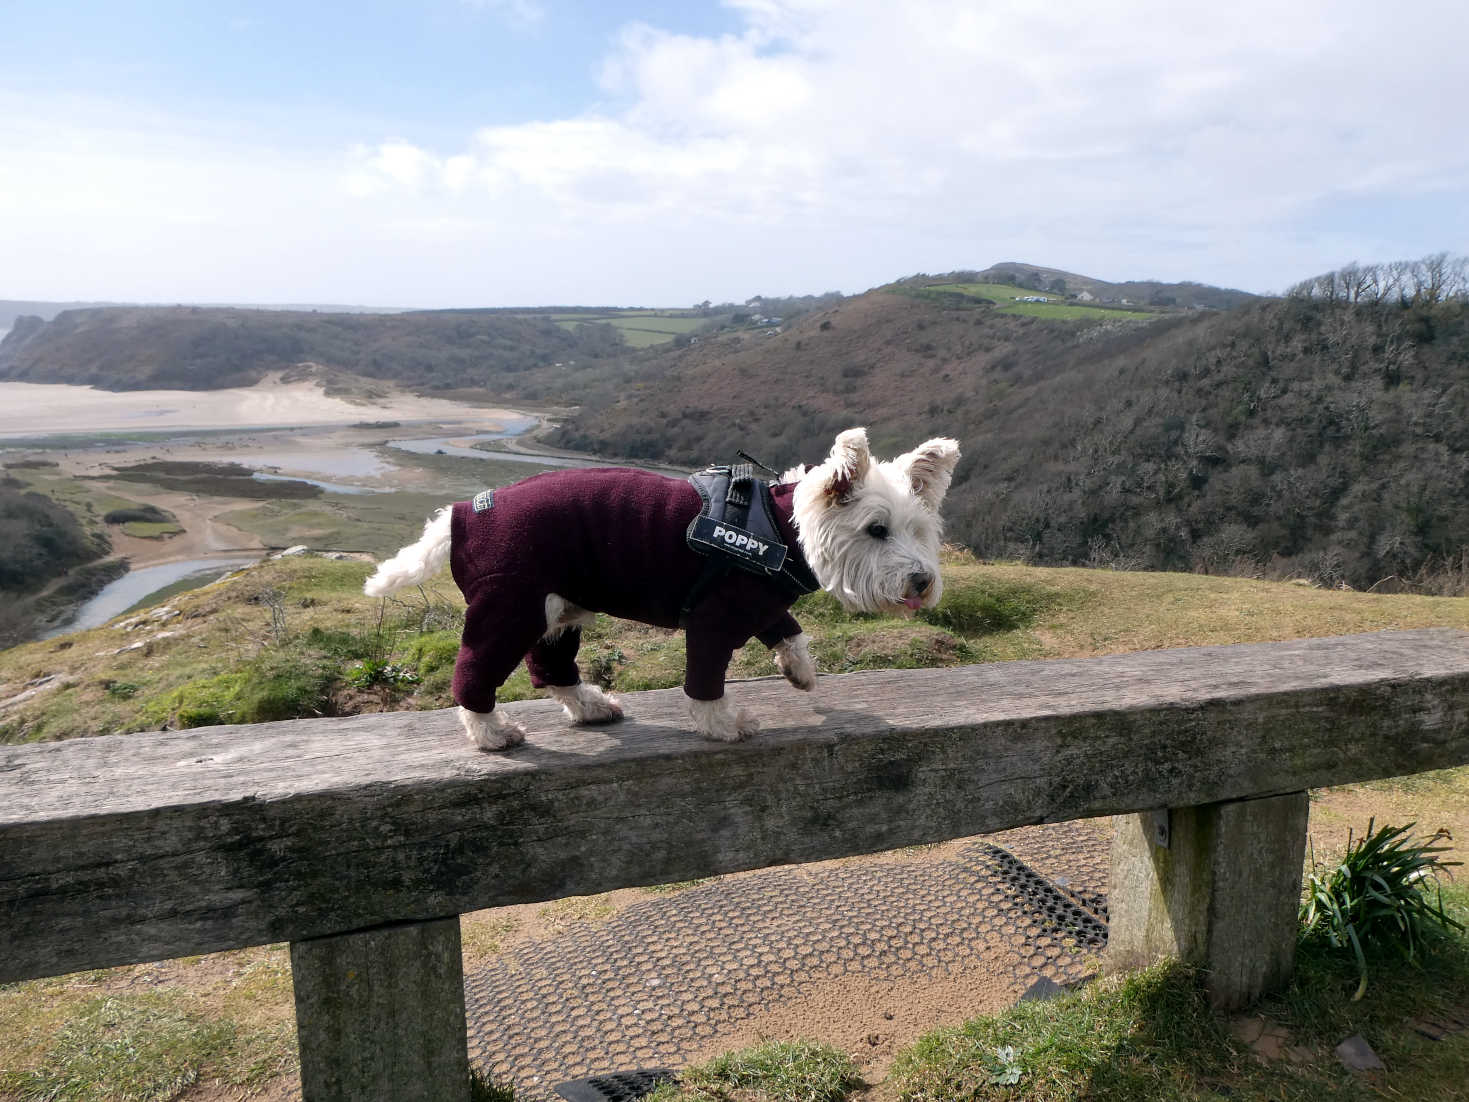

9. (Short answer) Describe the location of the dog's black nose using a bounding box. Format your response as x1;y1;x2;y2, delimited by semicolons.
908;571;933;597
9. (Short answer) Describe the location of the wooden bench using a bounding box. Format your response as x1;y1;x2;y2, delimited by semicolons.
5;628;1469;1101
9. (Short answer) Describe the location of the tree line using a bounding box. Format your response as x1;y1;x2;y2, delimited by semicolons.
1286;253;1468;307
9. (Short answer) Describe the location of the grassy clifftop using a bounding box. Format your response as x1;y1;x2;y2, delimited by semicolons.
5;548;1469;746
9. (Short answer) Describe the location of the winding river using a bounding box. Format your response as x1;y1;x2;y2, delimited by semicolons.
43;558;260;638
1;381;662;640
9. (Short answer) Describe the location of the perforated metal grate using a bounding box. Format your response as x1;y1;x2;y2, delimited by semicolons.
465;823;1112;1100
552;1068;675;1102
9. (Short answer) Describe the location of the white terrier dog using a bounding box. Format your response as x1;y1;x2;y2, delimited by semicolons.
364;428;959;750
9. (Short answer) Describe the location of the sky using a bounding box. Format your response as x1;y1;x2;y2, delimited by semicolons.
2;0;1467;308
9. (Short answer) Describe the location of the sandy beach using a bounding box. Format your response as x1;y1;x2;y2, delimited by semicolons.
0;375;523;437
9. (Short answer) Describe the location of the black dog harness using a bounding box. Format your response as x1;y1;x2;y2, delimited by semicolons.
681;462;820;621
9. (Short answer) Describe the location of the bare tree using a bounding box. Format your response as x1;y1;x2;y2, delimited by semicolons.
1289;253;1467;306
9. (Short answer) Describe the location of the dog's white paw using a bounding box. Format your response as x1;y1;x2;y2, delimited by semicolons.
773;632;817;691
688;695;760;742
548;682;624;725
459;706;527;751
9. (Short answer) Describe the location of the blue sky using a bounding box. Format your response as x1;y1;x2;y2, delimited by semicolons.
2;0;1466;307
4;1;741;145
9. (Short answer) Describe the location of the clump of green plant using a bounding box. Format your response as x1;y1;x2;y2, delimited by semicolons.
146;650;339;728
1299;820;1463;999
470;1069;516;1101
102;504;174;525
345;659;420;690
648;1039;860;1102
917;576;1062;636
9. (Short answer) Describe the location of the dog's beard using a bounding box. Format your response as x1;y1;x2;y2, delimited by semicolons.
799;527;942;617
825;563;941;617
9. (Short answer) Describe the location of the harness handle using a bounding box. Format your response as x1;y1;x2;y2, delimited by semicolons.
736;450;782;477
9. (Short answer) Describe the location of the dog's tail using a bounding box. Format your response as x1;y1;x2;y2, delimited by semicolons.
363;507;453;597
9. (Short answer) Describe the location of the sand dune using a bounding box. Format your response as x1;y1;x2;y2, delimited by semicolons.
0;376;518;437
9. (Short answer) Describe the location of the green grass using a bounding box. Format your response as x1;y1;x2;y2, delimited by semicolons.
926;281;1046;302
0;988;293;1102
648;1040;861;1102
922;282;1157;320
893;964;1235;1101
8;549;1469;746
888;888;1469;1100
1300;821;1463;1000
547;310;711;347
141;646;341;728
616;326;687;347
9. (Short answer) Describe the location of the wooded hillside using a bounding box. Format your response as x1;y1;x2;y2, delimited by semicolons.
549;293;1469;591
0;306;627;392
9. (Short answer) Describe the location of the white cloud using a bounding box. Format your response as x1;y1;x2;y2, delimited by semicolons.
3;1;1466;305
336;0;1468;299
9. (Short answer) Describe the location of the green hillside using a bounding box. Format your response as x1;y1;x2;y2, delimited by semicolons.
548;290;1469;593
0;305;629;392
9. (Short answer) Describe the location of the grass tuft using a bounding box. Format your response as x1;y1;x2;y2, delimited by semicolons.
0;992;290;1101
648;1039;861;1102
891;964;1233;1102
470;1068;517;1101
917;574;1071;635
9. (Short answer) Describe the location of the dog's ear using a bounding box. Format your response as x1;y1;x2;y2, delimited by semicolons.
895;437;960;510
820;427;872;502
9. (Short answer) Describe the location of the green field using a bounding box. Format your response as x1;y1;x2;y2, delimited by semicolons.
545;310;713;347
925;282;1156;321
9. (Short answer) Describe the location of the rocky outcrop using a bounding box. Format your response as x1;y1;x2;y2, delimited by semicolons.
0;315;45;368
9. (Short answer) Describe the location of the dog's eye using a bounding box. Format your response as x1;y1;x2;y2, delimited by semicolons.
866;522;889;540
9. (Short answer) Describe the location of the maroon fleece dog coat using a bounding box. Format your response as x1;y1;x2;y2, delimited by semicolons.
448;467;808;713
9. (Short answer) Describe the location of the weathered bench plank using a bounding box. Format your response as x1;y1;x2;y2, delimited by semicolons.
4;628;1469;983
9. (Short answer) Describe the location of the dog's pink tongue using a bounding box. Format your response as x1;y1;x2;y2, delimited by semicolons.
903;596;923;610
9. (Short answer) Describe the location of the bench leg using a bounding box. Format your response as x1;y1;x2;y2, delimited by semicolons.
290;916;470;1102
1106;791;1308;1010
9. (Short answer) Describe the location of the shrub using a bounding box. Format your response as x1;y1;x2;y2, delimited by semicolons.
148;651;338;728
1299;820;1463;999
103;505;173;525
